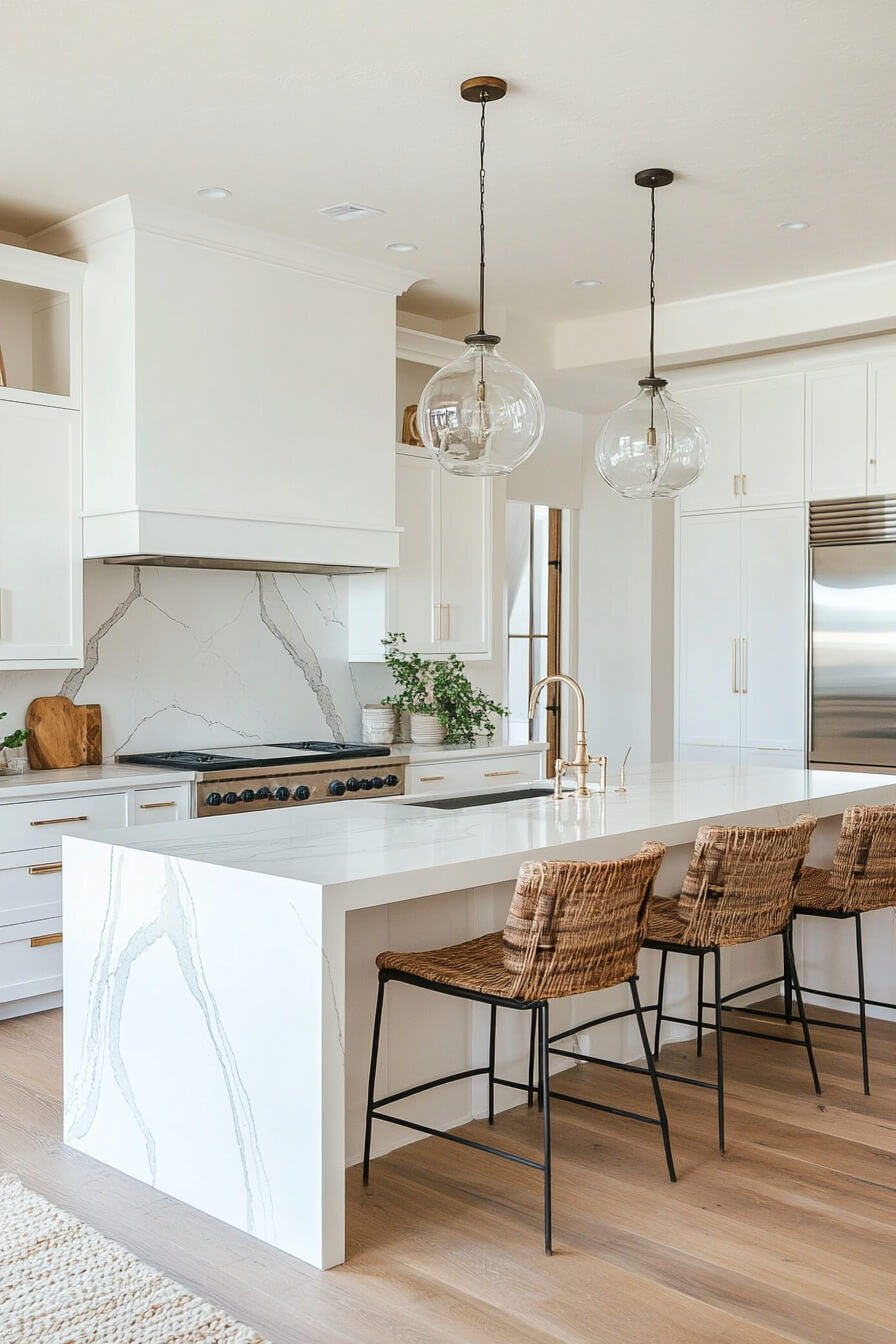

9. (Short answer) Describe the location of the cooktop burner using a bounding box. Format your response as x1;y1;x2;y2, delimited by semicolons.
119;741;391;771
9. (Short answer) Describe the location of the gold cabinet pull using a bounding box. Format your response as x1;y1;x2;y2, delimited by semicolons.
433;604;450;641
139;800;177;810
733;474;740;496
29;862;62;876
30;932;62;947
30;815;88;827
731;638;739;694
483;769;520;778
419;775;445;782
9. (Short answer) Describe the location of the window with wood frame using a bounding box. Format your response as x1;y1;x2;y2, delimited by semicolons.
506;502;562;769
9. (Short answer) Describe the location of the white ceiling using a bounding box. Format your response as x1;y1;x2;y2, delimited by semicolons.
4;0;896;330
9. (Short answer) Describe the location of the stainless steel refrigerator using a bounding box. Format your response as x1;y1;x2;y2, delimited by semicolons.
809;496;896;771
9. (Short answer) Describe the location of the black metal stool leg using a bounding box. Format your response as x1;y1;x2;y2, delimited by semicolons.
630;976;677;1182
783;925;794;1024
653;948;668;1060
713;947;725;1155
363;974;386;1185
784;924;821;1095
527;1007;536;1107
696;952;706;1058
539;1002;552;1255
855;913;870;1096
488;1003;497;1124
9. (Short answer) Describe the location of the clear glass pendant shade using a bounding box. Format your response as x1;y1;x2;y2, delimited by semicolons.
595;383;707;499
417;340;545;477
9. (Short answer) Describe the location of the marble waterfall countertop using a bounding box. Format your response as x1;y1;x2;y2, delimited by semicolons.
67;760;896;909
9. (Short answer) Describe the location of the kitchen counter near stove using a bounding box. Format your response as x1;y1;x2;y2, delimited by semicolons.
0;762;197;801
60;760;896;1273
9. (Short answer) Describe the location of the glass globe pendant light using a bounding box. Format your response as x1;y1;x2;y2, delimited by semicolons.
596;169;708;500
417;77;545;477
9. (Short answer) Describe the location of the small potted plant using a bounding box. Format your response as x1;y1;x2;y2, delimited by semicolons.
381;633;507;746
0;713;29;773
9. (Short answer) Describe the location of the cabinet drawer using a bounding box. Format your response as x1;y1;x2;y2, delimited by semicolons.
0;791;128;854
131;784;192;824
407;753;543;796
0;858;62;927
0;917;62;1004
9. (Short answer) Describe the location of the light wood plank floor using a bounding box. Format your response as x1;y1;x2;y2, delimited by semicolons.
1;1004;895;1343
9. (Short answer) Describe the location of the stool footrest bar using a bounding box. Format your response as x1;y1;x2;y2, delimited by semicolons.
373;1066;488;1109
548;1089;662;1127
370;1111;546;1171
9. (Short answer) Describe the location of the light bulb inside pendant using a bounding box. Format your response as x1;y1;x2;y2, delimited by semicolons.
595;168;708;500
417;76;544;478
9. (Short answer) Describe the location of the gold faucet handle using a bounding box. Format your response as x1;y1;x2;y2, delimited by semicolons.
588;754;608;793
552;757;569;801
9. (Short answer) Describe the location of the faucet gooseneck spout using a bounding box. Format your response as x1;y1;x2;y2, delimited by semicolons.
528;674;606;800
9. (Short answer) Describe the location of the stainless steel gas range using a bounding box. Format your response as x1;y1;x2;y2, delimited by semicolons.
118;741;407;818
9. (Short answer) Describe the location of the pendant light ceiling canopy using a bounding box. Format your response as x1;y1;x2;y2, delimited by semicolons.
595;169;708;500
417;77;545;478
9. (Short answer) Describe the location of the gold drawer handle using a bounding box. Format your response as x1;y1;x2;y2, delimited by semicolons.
483;769;520;778
30;932;62;948
419;775;445;782
30;815;88;827
29;862;62;876
139;801;177;810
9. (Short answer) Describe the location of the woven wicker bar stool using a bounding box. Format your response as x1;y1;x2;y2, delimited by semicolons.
549;816;817;1156
362;843;672;1255
783;805;896;1095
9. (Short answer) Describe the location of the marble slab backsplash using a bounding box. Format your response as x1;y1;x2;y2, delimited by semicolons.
0;562;393;759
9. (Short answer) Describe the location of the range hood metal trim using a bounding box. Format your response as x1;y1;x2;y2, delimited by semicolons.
103;555;378;575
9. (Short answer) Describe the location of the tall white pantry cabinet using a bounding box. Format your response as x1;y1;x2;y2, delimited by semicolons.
676;373;807;766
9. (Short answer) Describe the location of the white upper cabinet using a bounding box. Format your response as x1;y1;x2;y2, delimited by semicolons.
389;451;441;655
739;508;806;752
867;360;896;496
739;374;804;506
678;512;742;748
676;382;741;512
0;402;82;667
437;469;491;656
806;364;868;501
679;374;804;512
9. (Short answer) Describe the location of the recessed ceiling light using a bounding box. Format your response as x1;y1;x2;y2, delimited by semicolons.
575;278;603;288
779;220;809;231
318;201;385;221
195;186;232;200
386;242;417;253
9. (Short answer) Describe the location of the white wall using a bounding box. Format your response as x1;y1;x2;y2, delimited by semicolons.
507;404;583;510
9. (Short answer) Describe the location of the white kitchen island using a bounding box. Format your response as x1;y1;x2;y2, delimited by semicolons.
61;762;896;1269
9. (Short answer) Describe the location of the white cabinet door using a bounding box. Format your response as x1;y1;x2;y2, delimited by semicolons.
806;365;868;501
389;450;441;655
0;402;82;666
438;472;491;656
678;513;742;748
740;508;806;752
740;374;804;506
677;383;741;513
867;360;896;496
131;784;193;824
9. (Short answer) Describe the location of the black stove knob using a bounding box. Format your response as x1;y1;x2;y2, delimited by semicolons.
240;789;255;803
205;792;223;807
385;774;400;788
274;786;290;802
345;777;361;792
255;787;271;800
222;792;238;806
329;779;346;797
359;777;373;791
294;785;311;801
372;777;385;789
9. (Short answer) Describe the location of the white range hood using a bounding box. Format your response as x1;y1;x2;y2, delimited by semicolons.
34;197;424;573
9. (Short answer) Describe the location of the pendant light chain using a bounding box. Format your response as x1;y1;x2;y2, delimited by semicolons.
648;184;657;380
477;91;488;338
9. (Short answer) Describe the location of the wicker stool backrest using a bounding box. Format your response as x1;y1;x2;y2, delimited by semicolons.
677;815;817;948
502;842;666;1001
828;805;896;912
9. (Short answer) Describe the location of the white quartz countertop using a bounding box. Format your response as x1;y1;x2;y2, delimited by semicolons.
0;763;195;801
389;740;548;764
72;761;896;909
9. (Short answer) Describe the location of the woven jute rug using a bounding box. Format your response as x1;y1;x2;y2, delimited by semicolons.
0;1172;269;1343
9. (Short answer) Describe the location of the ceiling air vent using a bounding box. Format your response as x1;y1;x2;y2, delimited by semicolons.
317;202;384;222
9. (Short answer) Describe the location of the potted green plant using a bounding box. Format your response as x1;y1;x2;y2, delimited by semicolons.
381;633;507;746
0;713;29;773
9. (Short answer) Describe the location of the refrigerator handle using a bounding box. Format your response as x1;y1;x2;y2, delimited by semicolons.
731;637;739;694
741;638;748;694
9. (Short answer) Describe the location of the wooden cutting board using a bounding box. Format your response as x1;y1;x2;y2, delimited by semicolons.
25;697;103;770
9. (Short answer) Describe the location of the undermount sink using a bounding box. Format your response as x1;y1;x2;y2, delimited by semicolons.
406;785;557;810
